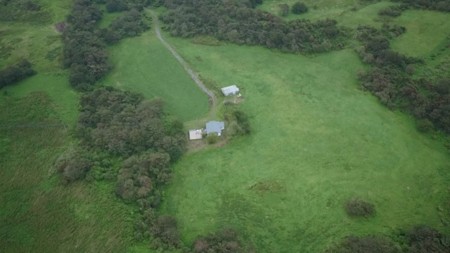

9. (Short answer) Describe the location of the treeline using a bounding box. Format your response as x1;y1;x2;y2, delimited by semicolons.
356;25;450;133
161;0;348;53
393;0;450;12
62;0;149;91
0;60;36;89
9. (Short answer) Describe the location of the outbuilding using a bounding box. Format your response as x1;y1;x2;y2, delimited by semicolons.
221;85;240;96
188;129;203;140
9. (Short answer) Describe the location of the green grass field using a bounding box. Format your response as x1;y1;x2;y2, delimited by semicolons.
391;10;450;58
102;29;209;122
159;37;450;252
0;94;135;253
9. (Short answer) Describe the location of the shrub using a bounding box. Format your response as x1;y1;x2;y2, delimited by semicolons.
292;2;308;14
150;215;181;248
54;147;92;184
0;59;36;89
207;133;219;144
407;225;450;253
344;198;375;218
325;235;400;253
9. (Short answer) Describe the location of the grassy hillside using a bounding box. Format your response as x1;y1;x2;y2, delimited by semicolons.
103;29;209;122
0;93;134;253
159;37;450;252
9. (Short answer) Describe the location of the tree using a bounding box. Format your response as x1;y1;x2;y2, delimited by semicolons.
292;2;308;14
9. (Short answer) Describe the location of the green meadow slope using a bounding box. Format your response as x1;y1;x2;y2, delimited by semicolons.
159;15;450;253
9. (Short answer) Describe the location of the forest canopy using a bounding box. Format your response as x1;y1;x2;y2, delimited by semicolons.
161;0;348;53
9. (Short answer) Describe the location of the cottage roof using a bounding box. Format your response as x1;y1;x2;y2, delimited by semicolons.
205;121;225;135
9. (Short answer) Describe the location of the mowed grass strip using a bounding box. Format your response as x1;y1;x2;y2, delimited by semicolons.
391;10;450;57
0;94;134;253
160;37;450;252
103;30;209;122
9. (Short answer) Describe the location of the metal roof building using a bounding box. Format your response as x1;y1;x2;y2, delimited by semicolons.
205;121;225;136
221;85;240;96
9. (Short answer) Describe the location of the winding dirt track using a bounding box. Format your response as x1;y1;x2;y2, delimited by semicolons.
149;10;217;109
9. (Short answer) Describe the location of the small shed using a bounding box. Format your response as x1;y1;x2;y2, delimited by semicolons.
189;129;203;140
205;121;225;136
221;85;240;96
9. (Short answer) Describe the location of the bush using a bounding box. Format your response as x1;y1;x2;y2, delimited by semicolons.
407;225;450;253
0;59;36;89
150;215;181;248
325;235;400;253
193;229;245;253
54;147;92;184
292;2;308;14
344;198;375;218
206;133;219;144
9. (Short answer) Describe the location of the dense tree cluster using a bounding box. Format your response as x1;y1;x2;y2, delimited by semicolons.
63;0;150;90
63;0;109;91
103;9;150;44
161;0;348;53
356;25;450;133
0;60;36;89
394;0;450;12
77;87;185;158
192;229;248;253
73;87;186;248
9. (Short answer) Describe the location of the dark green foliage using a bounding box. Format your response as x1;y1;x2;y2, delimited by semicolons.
378;5;406;17
406;225;450;253
192;229;247;253
279;4;289;16
161;0;348;53
150;215;181;248
103;9;150;44
0;0;52;23
116;152;171;203
225;109;251;136
394;0;450;12
344;198;375;218
356;25;450;134
77;87;186;157
55;147;92;184
0;60;36;89
106;0;128;12
63;0;109;91
325;236;400;253
292;2;308;14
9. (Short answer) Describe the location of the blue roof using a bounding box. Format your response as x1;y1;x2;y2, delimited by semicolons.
205;121;225;135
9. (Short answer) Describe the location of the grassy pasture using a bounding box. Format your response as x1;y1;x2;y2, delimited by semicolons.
0;94;135;253
102;30;209;122
159;37;450;252
391;10;450;58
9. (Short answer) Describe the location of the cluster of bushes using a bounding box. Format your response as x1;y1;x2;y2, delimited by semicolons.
193;229;249;253
76;87;186;158
0;60;36;89
63;0;109;91
161;0;348;53
325;225;449;253
54;147;92;184
225;108;251;137
63;0;150;90
344;198;376;218
292;2;309;15
378;5;408;17
71;87;186;248
102;9;150;44
394;0;450;12
0;0;51;23
356;25;450;133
